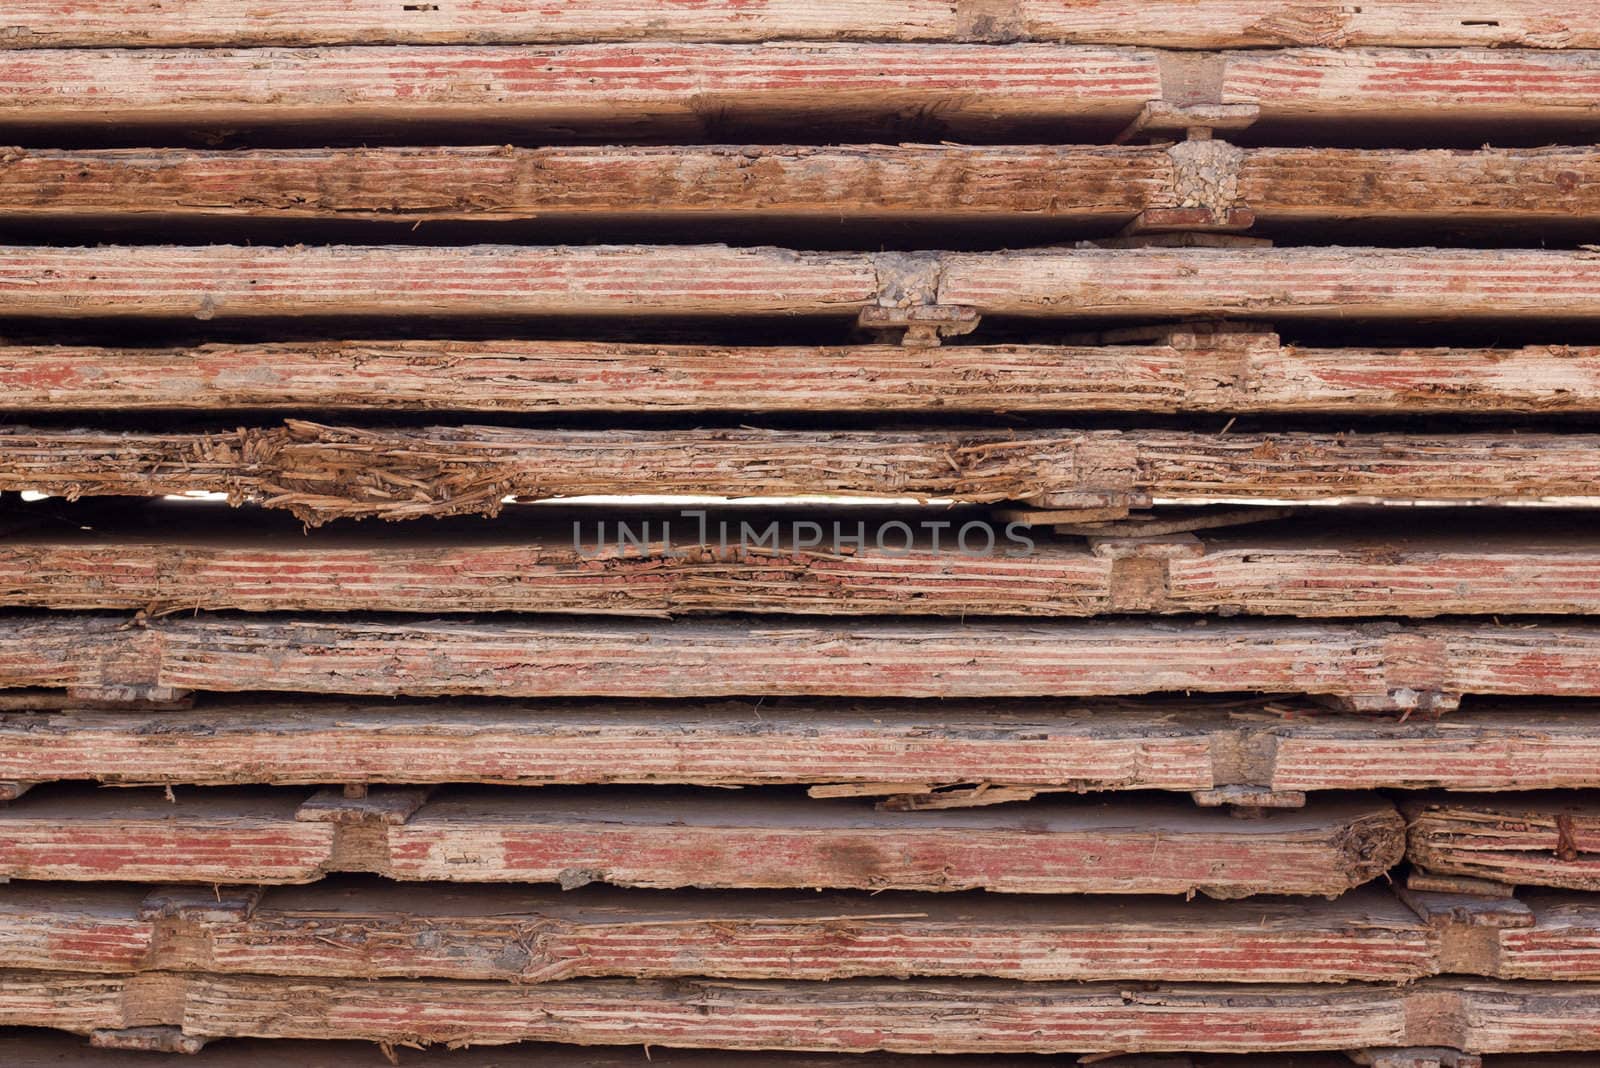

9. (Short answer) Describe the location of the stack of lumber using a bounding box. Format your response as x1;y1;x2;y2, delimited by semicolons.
3;2;1600;1066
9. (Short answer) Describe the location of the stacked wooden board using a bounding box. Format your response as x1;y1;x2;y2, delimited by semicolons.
3;2;1600;1066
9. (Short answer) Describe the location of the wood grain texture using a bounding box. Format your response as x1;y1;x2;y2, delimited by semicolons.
4;424;1599;522
6;523;1600;617
7;700;1600;795
7;246;1600;322
7;332;1600;414
0;144;1167;224
6;616;1600;708
0;44;1161;131
0;881;1433;983
1220;47;1600;125
0;787;1404;897
936;247;1600;320
3;1032;1167;1068
1406;794;1600;892
2;971;1598;1054
1496;892;1600;981
7;144;1598;232
2;0;1594;48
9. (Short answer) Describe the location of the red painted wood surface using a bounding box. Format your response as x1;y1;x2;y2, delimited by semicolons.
1;970;1597;1053
0;881;1434;983
0;787;1403;897
6;699;1600;795
3;523;1600;617
0;616;1596;710
1406;795;1600;891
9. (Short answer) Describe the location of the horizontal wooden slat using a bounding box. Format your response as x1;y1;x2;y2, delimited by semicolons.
8;145;1598;231
1406;794;1600;891
0;617;1576;712
2;0;1595;48
1220;47;1600;128
6;521;1600;617
936;246;1600;320
7;331;1600;414
1498;893;1600;981
0;881;1433;983
1239;146;1600;226
5;425;1600;522
0;44;1160;133
7;699;1600;795
10;880;1589;985
6;246;1600;322
7;1033;1149;1068
0;787;1403;896
0;144;1168;224
3;971;1598;1054
6;617;1600;710
0;46;1594;134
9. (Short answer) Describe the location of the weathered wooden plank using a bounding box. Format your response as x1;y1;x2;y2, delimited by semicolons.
0;971;1410;1051
4;425;1599;522
6;246;1600;322
0;787;1403;896
1220;48;1600;128
936;247;1600;320
8;145;1598;233
2;0;1594;48
0;46;1592;133
7;522;1600;617
7;699;1600;795
1494;892;1600;981
3;971;1599;1054
1238;146;1600;226
0;699;1224;790
7;332;1600;414
0;789;331;884
9;617;1600;709
1405;795;1600;892
0;44;1161;133
0;881;1433;983
0;144;1167;224
1;1033;1101;1068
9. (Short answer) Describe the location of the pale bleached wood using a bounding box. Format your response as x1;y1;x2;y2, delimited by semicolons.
3;424;1599;522
3;617;1600;710
937;246;1600;320
2;0;1595;48
0;787;1403;896
6;246;1600;322
0;882;1432;983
